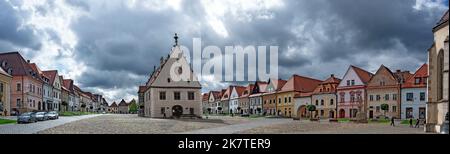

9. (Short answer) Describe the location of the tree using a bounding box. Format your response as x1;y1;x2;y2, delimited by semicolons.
128;100;138;114
380;104;389;117
61;101;68;112
307;105;316;119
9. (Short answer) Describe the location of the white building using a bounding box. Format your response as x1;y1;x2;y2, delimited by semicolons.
142;34;202;118
229;86;245;114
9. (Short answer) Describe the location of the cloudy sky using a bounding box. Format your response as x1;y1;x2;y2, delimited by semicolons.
0;0;448;103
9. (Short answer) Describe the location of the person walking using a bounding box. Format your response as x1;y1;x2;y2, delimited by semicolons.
390;117;395;127
409;118;413;127
415;119;421;128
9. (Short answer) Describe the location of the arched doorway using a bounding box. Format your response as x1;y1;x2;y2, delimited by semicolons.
329;111;335;118
297;105;307;119
172;105;183;118
339;109;345;118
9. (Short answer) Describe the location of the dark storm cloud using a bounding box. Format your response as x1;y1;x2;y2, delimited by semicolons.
0;0;41;50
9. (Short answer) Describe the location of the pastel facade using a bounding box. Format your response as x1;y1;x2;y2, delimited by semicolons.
366;65;411;119
118;99;129;114
262;79;287;116
249;81;267;115
43;70;62;111
0;67;12;116
207;91;222;114
426;10;449;133
294;93;312;119
401;64;428;120
337;66;373;119
278;75;322;118
238;85;253;114
229;86;245;114
0;52;43;114
220;87;232;114
311;74;341;119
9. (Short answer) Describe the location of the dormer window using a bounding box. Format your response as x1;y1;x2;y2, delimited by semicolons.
415;78;420;85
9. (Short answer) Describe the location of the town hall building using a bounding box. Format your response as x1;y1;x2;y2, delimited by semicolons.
140;34;202;118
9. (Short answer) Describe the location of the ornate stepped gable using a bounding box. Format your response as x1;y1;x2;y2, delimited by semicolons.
312;74;341;94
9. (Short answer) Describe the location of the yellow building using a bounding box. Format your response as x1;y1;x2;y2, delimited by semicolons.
277;75;322;118
0;67;12;116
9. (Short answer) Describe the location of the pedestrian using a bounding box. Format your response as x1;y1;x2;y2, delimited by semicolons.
163;112;166;119
409;118;413;127
415;119;420;128
390;117;395;127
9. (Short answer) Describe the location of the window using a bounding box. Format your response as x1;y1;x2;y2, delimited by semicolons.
320;100;324;106
17;99;21;108
376;106;380;113
284;97;287;103
347;80;350;86
385;94;389;101
159;92;166;100
188;92;195;100
420;92;426;101
392;106;397;112
369;95;373;101
320;110;324;116
174;92;181;100
330;99;334;105
376;95;381;101
393;94;397;101
315;100;319;106
415;78;420;84
406;93;413;101
288;97;291;103
269;100;272;104
16;83;21;91
278;98;281;104
351;80;355;86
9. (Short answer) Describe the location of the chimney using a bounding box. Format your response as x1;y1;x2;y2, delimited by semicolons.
396;70;401;73
27;60;30;63
331;74;335;78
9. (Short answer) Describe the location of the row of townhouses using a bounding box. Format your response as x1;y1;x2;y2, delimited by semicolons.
107;99;137;114
0;52;109;116
202;10;448;133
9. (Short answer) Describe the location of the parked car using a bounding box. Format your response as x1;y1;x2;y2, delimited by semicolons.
46;111;59;120
17;112;37;124
35;112;48;121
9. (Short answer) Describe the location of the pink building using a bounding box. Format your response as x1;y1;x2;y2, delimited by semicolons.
337;65;373;118
0;52;43;114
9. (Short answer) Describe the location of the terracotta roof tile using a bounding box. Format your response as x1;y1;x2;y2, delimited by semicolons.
110;102;118;107
402;64;428;88
42;70;58;84
118;99;128;106
351;65;373;84
280;74;322;92
240;84;255;98
234;86;246;97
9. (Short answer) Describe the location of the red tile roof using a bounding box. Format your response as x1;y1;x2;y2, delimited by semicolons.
233;86;246;97
280;74;322;92
240;84;255;98
202;93;209;101
402;64;428;88
209;91;222;100
351;65;373;84
138;86;147;93
42;70;58;84
294;92;313;98
0;52;38;78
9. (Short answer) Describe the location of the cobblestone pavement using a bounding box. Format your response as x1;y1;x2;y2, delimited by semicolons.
38;114;254;134
30;114;431;134
237;120;431;134
0;114;101;134
179;118;292;134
